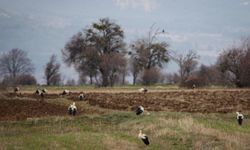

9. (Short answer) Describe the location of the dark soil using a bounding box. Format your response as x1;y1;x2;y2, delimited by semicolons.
1;89;250;121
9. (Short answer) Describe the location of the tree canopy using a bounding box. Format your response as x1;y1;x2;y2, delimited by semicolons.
44;55;61;86
62;18;126;86
0;48;34;85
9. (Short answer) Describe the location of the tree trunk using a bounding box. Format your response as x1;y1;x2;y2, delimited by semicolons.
94;74;99;85
133;75;137;85
89;75;93;85
122;72;126;85
109;71;116;87
235;75;242;87
102;75;109;86
100;70;109;87
46;77;50;86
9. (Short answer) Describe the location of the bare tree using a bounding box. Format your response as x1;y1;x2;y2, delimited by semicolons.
15;74;37;85
197;64;211;85
217;48;244;87
239;49;250;86
2;74;37;85
129;25;170;85
119;58;128;85
129;57;142;85
165;73;180;84
140;67;163;85
65;79;76;86
172;51;199;84
182;74;205;88
100;53;127;86
130;25;169;70
0;48;34;85
239;37;250;86
217;37;250;87
195;64;227;85
62;18;126;87
44;55;61;86
76;47;100;85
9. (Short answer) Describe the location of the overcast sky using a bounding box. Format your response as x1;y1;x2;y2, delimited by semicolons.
0;0;250;83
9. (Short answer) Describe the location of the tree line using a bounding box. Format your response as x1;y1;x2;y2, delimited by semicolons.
0;49;61;87
0;18;250;88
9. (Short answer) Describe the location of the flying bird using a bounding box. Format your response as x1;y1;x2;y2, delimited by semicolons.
236;112;244;125
138;130;150;145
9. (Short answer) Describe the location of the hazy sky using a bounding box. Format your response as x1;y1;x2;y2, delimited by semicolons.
0;0;250;83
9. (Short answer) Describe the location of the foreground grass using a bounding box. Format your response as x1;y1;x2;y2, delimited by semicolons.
0;112;249;150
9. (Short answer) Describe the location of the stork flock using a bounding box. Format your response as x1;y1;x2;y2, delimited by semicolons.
35;88;47;98
13;86;246;146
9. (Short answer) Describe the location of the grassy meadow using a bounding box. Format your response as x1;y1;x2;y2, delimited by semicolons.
0;86;250;150
1;111;250;149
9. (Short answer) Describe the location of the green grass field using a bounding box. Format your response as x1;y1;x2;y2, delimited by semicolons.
1;86;250;150
1;111;250;150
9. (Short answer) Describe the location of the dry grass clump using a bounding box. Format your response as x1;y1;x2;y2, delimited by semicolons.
102;135;139;150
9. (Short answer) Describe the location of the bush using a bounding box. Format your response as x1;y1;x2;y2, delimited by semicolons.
141;68;163;85
1;74;37;86
181;75;205;88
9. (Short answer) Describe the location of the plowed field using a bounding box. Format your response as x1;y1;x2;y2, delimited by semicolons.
84;90;250;112
1;89;250;121
0;99;67;121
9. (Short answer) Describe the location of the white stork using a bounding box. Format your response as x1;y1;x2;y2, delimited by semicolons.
42;88;48;94
35;89;45;99
135;106;144;115
138;130;150;145
62;89;70;95
35;89;42;95
68;102;77;116
14;87;20;93
138;88;148;93
79;93;85;101
236;112;244;125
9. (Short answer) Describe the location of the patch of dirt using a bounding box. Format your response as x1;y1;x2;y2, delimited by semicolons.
1;89;250;121
83;90;250;113
0;99;68;121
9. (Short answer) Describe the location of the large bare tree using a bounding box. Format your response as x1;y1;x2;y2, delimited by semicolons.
100;53;127;86
82;48;100;84
141;67;163;85
240;49;250;86
196;64;226;86
129;25;169;85
217;48;244;87
217;37;250;87
0;48;34;84
44;55;61;85
129;57;142;85
172;51;199;84
130;26;169;70
62;18;126;86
